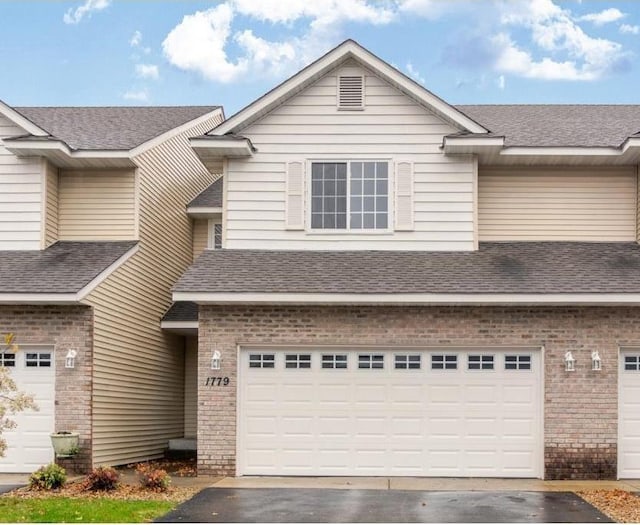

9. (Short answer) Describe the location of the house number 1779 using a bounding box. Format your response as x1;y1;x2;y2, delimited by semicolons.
205;376;230;387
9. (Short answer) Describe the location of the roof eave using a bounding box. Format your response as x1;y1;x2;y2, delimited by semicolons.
186;206;223;218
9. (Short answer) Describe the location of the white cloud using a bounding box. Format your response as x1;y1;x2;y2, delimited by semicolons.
135;63;159;80
579;7;625;26
63;0;110;24
130;30;142;47
497;75;505;89
406;62;425;84
620;24;640;35
123;89;149;102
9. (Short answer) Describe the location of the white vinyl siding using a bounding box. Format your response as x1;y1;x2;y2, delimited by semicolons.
192;219;208;261
58;170;136;240
0;116;44;250
225;64;475;251
87;112;223;466
479;167;637;241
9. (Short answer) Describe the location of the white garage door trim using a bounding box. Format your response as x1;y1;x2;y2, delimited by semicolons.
0;345;55;473
236;344;544;478
618;347;640;479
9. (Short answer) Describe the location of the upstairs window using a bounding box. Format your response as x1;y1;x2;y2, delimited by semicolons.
338;75;364;110
310;161;389;231
211;223;222;250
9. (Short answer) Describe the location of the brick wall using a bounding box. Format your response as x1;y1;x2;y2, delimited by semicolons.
0;305;93;473
198;305;638;479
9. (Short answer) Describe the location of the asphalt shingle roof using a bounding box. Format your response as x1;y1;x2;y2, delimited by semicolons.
14;106;219;151
188;179;223;208
456;105;640;148
0;241;137;294
162;302;198;323
174;242;640;295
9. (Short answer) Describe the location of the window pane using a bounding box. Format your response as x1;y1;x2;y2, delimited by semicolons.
376;179;388;195
324;214;335;229
363;180;375;195
324;197;335;212
376;213;387;229
311;163;347;230
375;162;388;178
336;213;347;229
363;197;375;212
363;213;375;229
364;162;376;178
351;214;362;229
351;180;362;195
351;162;363;178
351;196;362;212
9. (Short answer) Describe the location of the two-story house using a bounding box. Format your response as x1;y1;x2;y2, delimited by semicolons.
169;40;640;480
0;102;223;473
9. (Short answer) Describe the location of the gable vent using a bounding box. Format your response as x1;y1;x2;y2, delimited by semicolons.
338;75;364;110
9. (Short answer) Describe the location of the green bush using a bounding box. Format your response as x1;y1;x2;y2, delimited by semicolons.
85;465;120;491
135;464;171;492
28;463;67;490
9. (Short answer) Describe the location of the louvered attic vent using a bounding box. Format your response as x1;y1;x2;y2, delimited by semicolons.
338;75;364;110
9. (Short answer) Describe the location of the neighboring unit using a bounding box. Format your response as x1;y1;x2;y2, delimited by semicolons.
169;40;640;480
0;102;223;472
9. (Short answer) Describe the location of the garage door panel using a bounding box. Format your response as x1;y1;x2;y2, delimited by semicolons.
239;347;542;477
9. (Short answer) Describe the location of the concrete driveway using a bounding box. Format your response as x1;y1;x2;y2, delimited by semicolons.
156;488;612;523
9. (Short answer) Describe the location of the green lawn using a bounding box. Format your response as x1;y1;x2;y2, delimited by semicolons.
0;497;175;523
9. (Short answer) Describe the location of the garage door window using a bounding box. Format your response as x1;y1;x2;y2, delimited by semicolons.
26;352;51;367
0;353;15;367
395;354;421;369
358;354;384;369
431;354;457;370
322;354;348;369
285;354;311;369
468;354;494;370
624;355;640;371
505;354;532;370
249;354;275;369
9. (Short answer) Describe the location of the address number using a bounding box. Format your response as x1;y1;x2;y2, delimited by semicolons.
205;376;230;387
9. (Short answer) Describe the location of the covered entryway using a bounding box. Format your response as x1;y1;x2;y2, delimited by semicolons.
238;347;543;477
0;347;55;473
618;349;640;478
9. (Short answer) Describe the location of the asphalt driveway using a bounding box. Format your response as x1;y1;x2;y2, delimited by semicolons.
156;488;612;523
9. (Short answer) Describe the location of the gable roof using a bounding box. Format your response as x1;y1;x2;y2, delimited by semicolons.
0;241;137;302
173;242;640;304
210;39;487;137
458;105;640;148
188;178;223;208
12;106;219;150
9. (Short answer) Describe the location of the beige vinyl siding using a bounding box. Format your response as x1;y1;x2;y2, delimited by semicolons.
58;170;136;240
226;63;475;251
0;116;43;250
44;161;58;246
192;219;209;261
184;337;198;439
87;111;223;466
479;166;637;241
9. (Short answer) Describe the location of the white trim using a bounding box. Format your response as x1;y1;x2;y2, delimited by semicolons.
472;155;478;250
502;146;624;157
76;243;139;300
174;291;640;305
189;137;253;157
133;167;141;239
0;293;79;304
4;139;131;158
443;137;505;148
130;108;224;157
212;40;487;136
39;157;47;250
0;100;49;136
160;321;199;330
187;206;223;216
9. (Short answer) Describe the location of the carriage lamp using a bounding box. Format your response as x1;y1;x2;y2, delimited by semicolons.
211;349;221;370
564;351;576;372
65;349;77;369
592;351;602;371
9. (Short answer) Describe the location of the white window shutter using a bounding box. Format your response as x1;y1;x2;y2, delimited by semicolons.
395;161;414;231
285;161;305;230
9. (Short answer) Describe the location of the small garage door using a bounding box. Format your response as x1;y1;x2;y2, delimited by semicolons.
238;347;542;477
619;350;640;478
0;348;55;473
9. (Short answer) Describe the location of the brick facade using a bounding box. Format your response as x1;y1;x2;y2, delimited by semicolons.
197;305;636;479
0;305;94;473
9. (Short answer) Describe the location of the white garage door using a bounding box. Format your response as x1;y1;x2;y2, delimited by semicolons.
238;347;542;477
619;350;640;478
0;348;55;473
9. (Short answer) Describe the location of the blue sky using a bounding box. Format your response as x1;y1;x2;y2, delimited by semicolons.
2;0;640;114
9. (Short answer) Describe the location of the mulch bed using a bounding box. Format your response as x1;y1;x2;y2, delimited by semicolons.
577;490;640;523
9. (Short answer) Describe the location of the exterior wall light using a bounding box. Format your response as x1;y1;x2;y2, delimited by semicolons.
564;351;576;372
65;349;77;369
592;351;602;371
211;349;221;370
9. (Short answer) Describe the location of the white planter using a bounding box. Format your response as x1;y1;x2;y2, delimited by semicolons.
50;432;79;458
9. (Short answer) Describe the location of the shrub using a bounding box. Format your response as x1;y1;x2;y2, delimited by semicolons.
136;464;171;492
85;465;120;491
28;463;67;490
